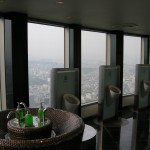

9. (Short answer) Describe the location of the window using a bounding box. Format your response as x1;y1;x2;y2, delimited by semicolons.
28;23;64;108
81;30;106;105
0;18;6;110
123;35;141;95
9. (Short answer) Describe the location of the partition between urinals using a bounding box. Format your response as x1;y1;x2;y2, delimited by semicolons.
98;65;121;121
50;68;80;115
134;64;150;109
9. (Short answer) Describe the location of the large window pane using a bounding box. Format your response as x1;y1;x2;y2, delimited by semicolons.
28;23;64;108
81;31;106;105
123;35;141;95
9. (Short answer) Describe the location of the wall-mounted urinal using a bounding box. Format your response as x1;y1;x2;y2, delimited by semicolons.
134;64;150;109
98;65;121;121
106;85;121;106
62;93;80;114
50;68;80;115
141;80;150;97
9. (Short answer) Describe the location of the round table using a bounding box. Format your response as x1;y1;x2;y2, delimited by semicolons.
81;124;97;150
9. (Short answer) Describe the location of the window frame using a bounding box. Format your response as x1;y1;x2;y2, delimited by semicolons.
0;18;6;110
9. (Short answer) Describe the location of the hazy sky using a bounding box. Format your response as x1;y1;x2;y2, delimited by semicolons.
28;23;107;64
82;31;106;64
28;23;64;61
124;35;141;65
28;23;141;66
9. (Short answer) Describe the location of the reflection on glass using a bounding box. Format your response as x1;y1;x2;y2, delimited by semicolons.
134;111;149;150
96;111;150;150
123;35;141;95
28;23;64;108
81;31;106;104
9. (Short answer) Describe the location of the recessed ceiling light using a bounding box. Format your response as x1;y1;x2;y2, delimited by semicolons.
66;16;74;20
56;1;64;5
112;23;139;29
122;23;138;28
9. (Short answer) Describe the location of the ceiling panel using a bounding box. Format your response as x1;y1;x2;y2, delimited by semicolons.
0;0;150;35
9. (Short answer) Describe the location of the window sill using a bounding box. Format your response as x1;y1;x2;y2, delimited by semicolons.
81;102;98;119
81;95;135;119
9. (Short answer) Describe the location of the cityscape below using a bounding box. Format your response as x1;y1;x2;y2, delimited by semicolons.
29;60;136;108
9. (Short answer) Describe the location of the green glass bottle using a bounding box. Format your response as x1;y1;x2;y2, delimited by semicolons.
25;111;33;127
16;102;24;120
38;122;44;127
38;102;44;122
20;102;27;117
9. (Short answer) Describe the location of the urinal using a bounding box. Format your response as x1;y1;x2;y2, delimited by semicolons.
141;80;150;97
62;93;80;114
106;85;121;106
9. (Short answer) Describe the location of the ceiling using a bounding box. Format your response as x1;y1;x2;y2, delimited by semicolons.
0;0;150;35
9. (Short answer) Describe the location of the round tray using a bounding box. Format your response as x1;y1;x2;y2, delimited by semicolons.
7;117;52;140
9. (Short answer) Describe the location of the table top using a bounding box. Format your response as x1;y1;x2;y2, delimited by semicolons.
7;116;52;140
82;124;97;142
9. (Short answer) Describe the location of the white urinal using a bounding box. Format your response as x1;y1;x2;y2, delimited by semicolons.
62;93;80;114
141;80;150;97
106;85;121;106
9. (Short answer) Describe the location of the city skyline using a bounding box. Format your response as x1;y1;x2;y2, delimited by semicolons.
28;59;137;107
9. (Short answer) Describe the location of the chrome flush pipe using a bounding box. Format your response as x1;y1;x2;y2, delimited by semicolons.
7;111;21;127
